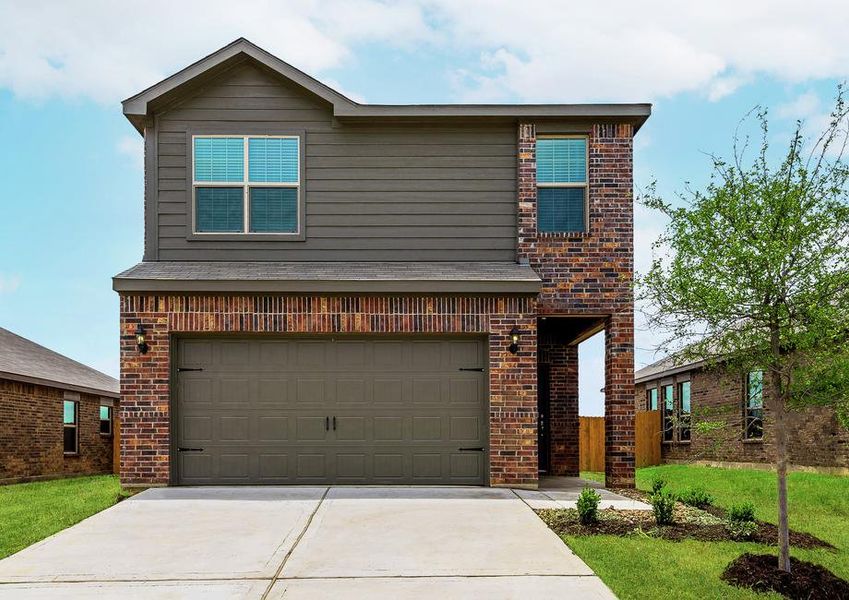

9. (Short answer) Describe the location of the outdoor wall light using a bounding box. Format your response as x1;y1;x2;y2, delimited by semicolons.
135;324;150;355
509;326;520;354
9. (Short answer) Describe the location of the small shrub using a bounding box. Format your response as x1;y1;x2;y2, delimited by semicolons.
679;486;715;509
728;502;756;523
576;487;601;525
650;476;667;495
727;519;758;541
651;489;677;526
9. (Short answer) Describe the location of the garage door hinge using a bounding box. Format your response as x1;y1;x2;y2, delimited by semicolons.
177;367;204;372
458;367;484;372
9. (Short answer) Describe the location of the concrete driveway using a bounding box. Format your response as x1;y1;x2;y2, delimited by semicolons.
0;486;616;599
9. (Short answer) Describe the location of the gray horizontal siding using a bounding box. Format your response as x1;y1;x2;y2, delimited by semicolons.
152;62;517;262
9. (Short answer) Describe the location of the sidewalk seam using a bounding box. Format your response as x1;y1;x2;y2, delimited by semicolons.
260;486;330;600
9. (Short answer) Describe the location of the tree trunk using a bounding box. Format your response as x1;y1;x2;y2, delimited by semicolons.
773;391;791;572
769;325;791;573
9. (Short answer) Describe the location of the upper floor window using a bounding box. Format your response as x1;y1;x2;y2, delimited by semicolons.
744;370;764;440
192;136;300;235
536;137;588;233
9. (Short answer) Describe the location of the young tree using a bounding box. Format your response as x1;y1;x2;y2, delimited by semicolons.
639;90;849;572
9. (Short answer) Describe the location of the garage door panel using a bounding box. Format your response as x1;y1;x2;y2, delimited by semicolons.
258;453;288;479
173;337;487;485
336;379;366;405
295;416;330;441
258;416;289;441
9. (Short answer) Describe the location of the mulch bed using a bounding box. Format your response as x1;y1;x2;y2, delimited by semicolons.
536;506;833;549
722;553;849;599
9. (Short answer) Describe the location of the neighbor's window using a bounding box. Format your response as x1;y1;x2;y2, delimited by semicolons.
193;136;300;234
100;404;113;436
536;137;588;233
662;384;675;442
63;400;78;454
678;381;691;442
744;370;764;440
647;387;658;411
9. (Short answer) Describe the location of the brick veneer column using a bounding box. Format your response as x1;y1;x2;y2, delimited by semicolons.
489;314;538;488
544;342;579;476
518;121;637;487
119;294;538;487
605;311;635;487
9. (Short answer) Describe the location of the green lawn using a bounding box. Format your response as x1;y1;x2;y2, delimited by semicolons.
0;475;125;559
566;465;849;599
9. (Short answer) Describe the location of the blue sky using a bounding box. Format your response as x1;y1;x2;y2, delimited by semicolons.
1;1;846;414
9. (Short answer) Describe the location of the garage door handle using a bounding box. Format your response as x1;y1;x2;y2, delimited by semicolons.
325;416;330;431
178;447;204;452
177;368;203;372
333;416;337;431
459;368;484;372
458;447;485;452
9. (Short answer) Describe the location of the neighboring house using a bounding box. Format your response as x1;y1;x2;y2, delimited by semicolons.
113;38;650;488
0;327;119;483
635;356;849;473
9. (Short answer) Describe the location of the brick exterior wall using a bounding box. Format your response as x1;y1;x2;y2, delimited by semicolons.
539;336;579;476
517;122;636;487
119;294;538;487
636;369;849;469
0;378;114;483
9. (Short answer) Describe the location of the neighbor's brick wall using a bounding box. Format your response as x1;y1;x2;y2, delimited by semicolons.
0;378;114;483
518;122;636;487
120;294;538;487
636;369;849;469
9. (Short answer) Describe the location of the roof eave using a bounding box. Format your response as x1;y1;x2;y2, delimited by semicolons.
0;371;120;399
112;277;541;295
634;360;706;384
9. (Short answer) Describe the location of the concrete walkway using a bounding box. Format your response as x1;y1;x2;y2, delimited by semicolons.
516;476;652;510
0;485;620;599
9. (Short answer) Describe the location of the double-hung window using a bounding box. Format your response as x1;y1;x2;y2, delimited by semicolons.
678;381;691;442
63;399;78;454
662;384;675;442
100;404;113;436
646;387;658;411
193;136;300;235
744;370;764;440
536;136;588;233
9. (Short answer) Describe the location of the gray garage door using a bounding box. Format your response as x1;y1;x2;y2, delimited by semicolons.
172;336;488;485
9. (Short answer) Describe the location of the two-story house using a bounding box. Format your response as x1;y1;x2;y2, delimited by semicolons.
113;39;650;489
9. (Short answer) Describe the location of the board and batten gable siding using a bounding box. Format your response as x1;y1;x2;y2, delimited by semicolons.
151;61;518;262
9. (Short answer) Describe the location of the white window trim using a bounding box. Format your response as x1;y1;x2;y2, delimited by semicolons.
191;134;301;236
536;134;590;232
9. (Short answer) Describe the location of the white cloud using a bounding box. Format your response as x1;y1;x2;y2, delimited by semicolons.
776;91;822;120
0;0;431;104
116;135;143;170
0;274;21;294
1;1;848;105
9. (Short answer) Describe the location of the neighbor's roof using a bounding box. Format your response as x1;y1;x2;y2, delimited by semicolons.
635;353;705;385
122;38;652;133
0;327;119;397
113;261;542;294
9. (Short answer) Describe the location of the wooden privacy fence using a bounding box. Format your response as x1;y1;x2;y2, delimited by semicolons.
579;411;661;472
579;417;606;472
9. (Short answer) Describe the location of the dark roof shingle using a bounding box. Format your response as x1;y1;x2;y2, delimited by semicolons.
0;327;119;397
